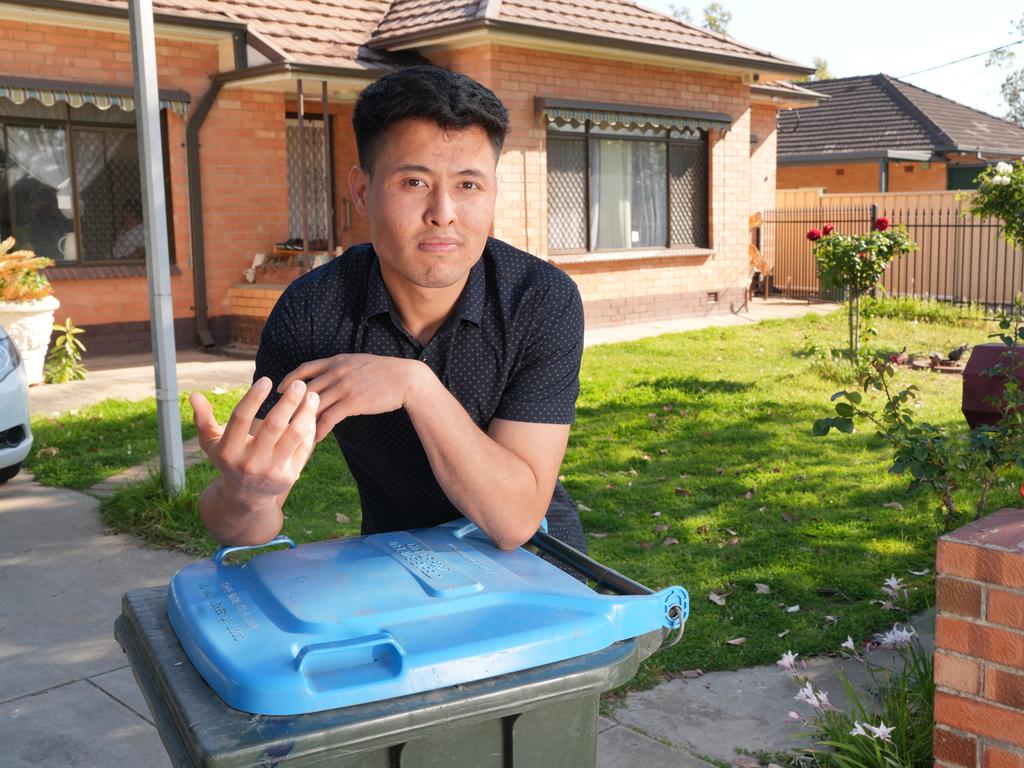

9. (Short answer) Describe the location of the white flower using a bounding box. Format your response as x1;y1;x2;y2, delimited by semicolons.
841;636;856;652
850;721;871;737
794;681;831;710
869;721;895;741
787;710;802;721
874;623;916;648
777;650;799;672
996;161;1013;175
882;574;906;597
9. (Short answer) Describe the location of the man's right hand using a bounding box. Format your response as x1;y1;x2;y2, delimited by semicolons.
190;377;318;543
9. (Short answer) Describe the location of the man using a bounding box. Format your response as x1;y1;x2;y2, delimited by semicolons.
191;65;586;554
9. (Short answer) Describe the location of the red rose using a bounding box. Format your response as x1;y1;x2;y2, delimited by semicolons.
806;229;822;242
822;224;834;236
875;217;890;231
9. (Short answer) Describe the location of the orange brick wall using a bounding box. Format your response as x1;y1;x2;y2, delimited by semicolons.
749;103;778;216
0;18;215;349
934;508;1024;768
888;160;948;192
778;161;882;193
429;43;761;326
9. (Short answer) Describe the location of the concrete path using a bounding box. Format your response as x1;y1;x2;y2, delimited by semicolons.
3;297;912;768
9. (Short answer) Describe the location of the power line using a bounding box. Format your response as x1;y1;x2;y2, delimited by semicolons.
898;38;1024;78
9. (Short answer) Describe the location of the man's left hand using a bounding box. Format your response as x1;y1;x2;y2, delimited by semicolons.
279;354;429;441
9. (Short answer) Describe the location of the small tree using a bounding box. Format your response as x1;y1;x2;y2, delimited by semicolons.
809;219;917;358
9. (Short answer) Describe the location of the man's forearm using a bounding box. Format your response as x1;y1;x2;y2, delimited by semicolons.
199;476;286;547
403;366;553;549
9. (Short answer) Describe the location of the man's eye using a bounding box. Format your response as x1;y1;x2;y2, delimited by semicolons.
459;181;479;190
404;178;425;188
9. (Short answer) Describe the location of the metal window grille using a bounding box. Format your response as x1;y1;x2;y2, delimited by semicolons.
286;122;327;243
546;136;587;251
73;127;145;262
669;140;708;248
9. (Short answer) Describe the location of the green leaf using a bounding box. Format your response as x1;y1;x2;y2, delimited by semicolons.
835;417;855;434
845;391;863;404
834;402;855;417
812;418;833;437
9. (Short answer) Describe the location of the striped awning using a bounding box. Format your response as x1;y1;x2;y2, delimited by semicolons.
536;96;731;134
0;77;190;116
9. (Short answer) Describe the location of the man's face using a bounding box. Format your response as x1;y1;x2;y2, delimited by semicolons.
349;118;498;293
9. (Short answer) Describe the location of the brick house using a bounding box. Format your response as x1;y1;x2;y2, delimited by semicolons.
777;74;1024;194
0;0;815;355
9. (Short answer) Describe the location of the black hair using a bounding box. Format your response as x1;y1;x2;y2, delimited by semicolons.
352;65;509;173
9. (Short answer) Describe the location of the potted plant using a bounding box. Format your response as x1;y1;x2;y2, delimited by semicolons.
0;236;59;385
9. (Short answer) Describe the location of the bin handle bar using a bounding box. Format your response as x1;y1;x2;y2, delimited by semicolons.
528;529;653;596
212;535;297;565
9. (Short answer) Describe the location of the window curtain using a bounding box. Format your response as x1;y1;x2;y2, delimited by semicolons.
589;139;666;250
4;124;74;261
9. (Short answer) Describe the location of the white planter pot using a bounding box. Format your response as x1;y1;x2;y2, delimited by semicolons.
0;296;60;385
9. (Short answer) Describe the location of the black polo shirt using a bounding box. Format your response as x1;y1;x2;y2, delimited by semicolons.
254;237;586;548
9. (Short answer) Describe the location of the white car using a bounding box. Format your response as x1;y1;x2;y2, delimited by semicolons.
0;325;32;484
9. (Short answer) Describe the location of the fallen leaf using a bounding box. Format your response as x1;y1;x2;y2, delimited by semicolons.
724;527;738;536
824;615;839;624
709;590;729;606
659;448;669;455
652;511;662;517
883;501;904;511
335;513;350;525
663;404;672;411
627;468;638;476
36;446;60;458
696;524;710;535
755;583;771;594
725;637;746;646
681;669;703;679
772;467;782;474
777;630;790;638
639;542;653;550
654;524;669;533
786;605;800;613
605;482;616;489
909;568;930;576
742;490;754;500
558;474;566;482
588;532;608;539
647;412;657;419
728;536;741;546
781;512;800;523
679;409;689;417
641;454;652;462
662;537;679;546
674;487;691;497
679;473;690;481
715;467;725;475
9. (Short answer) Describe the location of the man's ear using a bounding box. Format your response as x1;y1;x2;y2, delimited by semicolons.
348;165;370;216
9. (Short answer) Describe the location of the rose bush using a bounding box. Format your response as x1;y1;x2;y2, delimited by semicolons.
809;219;916;357
968;160;1024;247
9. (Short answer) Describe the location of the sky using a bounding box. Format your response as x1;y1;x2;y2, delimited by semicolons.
641;0;1022;121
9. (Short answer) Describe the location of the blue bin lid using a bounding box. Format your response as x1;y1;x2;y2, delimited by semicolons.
167;520;688;715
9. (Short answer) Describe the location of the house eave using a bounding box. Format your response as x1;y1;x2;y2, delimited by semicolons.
779;149;937;165
368;19;814;80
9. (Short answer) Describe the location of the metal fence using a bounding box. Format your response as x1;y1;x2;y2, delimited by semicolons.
762;203;1024;312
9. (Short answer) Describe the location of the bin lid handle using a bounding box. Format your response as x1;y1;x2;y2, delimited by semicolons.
212;535;297;565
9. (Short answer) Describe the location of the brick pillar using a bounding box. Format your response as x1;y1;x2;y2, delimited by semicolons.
934;508;1024;768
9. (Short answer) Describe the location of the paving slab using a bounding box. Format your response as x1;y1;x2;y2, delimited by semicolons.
608;612;936;766
598;723;710;768
0;679;170;768
0;472;195;704
90;665;156;727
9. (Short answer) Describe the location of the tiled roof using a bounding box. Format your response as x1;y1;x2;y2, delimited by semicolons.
66;0;809;74
777;74;1024;158
371;0;809;74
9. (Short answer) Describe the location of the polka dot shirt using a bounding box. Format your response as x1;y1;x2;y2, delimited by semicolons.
254;237;587;548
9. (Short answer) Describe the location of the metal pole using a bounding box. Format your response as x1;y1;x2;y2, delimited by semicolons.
322;80;334;258
128;0;185;494
297;79;308;269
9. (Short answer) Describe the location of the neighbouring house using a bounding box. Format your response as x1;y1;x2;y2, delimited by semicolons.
0;0;817;355
777;74;1024;194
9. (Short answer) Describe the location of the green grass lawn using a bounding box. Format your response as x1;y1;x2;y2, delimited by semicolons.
32;302;1022;688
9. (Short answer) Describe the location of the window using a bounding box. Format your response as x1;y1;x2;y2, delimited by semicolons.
0;99;172;265
546;121;709;252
